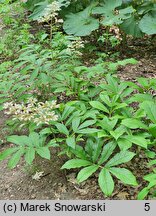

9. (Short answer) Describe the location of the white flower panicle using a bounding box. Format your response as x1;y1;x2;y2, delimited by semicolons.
38;1;63;23
20;0;28;3
67;38;84;56
4;98;59;126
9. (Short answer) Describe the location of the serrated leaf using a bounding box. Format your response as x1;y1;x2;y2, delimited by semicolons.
63;6;99;36
78;120;96;130
90;101;109;113
25;148;35;165
56;123;69;136
8;148;25;169
0;148;18;161
126;135;148;149
109;167;138;186
7;135;30;146
121;118;147;129
140;101;156;123
98;168;114;196
77;128;99;134
61;159;92;169
36;147;50;160
29;132;40;147
98;141;117;165
110;129;124;140
72;117;81;132
77;165;99;183
61;105;75;121
66;136;76;149
105;151;135;167
117;138;132;150
97;117;118;132
100;94;111;107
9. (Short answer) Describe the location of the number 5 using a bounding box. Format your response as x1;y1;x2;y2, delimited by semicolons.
144;203;150;211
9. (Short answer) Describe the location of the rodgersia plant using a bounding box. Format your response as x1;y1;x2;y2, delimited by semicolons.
37;1;63;40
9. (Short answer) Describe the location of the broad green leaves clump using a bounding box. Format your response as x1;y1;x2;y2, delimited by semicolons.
63;6;99;36
25;0;156;37
0;132;56;168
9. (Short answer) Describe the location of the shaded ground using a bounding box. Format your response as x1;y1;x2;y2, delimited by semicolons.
118;38;156;80
0;142;152;200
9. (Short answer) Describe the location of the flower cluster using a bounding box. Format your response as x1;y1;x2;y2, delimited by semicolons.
67;38;84;56
38;1;63;24
20;0;28;3
4;98;59;126
109;25;122;41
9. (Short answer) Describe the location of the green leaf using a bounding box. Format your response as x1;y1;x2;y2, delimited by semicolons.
93;0;133;26
25;148;35;165
137;187;149;200
121;118;148;129
61;159;92;169
98;130;108;138
145;150;155;159
97;117;118;132
105;151;135;167
120;15;144;37
102;6;134;26
36;147;50;160
144;173;156;182
77;128;99;134
8;149;25;169
126;135;148;149
29;132;40;147
93;0;122;15
130;94;153;103
66;136;76;149
77;165;99;183
114;103;127;110
140;101;156;123
72;117;81;132
98;141;117;165
110;128;125;140
148;159;156;166
149;124;156;138
139;13;156;35
0;148;18;161
98;168;114;196
117;138;132;151
61;105;75;121
7;135;30;146
148;180;156;189
63;6;99;36
28;0;49;20
100;94;111;107
78;120;96;130
40;128;52;135
90;101;109;113
109;167;138;186
56;123;69;136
